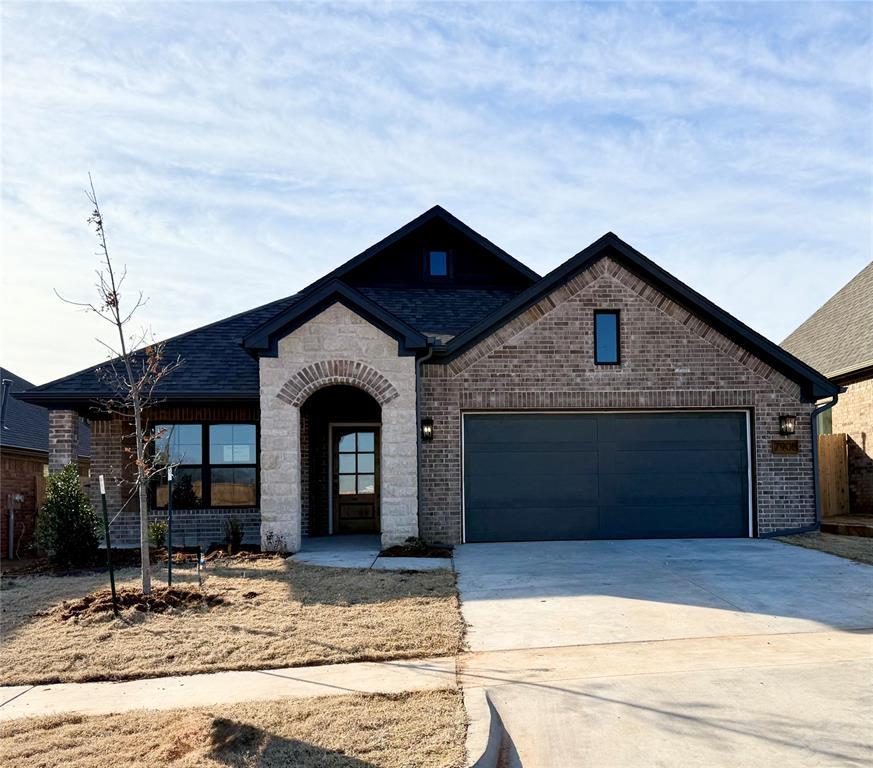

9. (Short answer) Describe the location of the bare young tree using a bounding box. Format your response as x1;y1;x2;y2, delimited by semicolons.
58;175;182;594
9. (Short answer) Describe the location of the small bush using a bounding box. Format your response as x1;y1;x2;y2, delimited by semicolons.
35;464;100;567
148;520;167;548
224;518;244;553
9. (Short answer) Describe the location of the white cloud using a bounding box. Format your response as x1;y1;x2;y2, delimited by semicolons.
1;1;870;383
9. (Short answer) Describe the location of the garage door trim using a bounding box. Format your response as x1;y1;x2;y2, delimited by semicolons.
460;409;754;543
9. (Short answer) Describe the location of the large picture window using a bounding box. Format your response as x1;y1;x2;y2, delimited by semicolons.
153;423;257;509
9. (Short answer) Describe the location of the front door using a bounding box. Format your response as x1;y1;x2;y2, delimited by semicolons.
333;427;380;534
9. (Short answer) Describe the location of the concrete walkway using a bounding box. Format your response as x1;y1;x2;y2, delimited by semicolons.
0;655;457;721
293;534;452;571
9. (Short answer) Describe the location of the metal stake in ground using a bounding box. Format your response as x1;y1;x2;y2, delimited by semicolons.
99;475;119;617
167;466;174;587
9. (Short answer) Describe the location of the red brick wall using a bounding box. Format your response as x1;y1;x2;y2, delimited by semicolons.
1;451;90;559
420;256;815;543
831;377;873;515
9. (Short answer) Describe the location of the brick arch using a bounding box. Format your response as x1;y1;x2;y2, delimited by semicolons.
277;359;400;408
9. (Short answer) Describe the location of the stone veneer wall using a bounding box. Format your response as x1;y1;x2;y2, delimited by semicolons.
420;256;815;544
259;302;418;551
831;377;873;515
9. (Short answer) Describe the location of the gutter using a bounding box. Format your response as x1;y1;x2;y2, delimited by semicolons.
810;392;842;527
415;341;435;536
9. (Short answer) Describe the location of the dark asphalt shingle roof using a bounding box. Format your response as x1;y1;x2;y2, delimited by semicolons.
357;287;522;338
1;367;90;455
782;261;873;379
19;287;524;402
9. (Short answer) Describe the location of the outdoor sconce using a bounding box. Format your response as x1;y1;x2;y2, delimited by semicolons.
778;414;797;436
420;418;434;442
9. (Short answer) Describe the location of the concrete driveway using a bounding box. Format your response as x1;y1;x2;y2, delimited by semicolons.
455;539;873;767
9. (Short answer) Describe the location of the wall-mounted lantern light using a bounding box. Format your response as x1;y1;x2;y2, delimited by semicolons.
778;414;797;436
420;418;434;442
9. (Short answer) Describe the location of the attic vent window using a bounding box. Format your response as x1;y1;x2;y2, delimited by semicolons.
428;250;448;277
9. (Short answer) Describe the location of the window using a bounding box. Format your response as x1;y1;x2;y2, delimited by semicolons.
337;430;376;496
153;423;257;508
427;250;449;277
594;310;620;364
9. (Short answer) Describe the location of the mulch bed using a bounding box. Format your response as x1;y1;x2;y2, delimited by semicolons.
380;544;453;559
2;547;284;577
52;586;225;620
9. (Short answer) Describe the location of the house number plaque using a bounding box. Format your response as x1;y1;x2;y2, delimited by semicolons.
770;439;799;455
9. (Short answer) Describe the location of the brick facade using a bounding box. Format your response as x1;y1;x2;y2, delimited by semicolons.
87;404;258;549
48;409;79;472
419;256;815;543
831;377;873;515
1;450;90;559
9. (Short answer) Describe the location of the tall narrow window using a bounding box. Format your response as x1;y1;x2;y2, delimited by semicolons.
427;250;448;277
594;310;620;364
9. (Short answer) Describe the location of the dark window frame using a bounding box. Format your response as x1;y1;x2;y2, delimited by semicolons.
423;248;452;280
593;309;621;365
151;421;259;510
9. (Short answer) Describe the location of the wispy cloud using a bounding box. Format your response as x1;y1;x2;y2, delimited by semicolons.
2;1;870;383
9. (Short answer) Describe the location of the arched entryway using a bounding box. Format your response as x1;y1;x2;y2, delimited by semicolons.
300;385;381;536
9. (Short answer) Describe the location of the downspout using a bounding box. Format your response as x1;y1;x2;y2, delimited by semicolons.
811;393;840;528
415;342;435;539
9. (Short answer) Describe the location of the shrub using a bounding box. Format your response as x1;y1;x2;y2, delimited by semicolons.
35;464;100;567
148;520;168;548
224;518;244;553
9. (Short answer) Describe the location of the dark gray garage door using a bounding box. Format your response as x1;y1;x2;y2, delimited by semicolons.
463;412;749;542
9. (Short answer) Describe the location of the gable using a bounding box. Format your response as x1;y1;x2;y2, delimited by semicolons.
441;234;839;402
343;213;536;290
447;256;804;401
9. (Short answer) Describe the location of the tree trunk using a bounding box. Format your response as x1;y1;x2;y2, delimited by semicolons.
132;391;151;595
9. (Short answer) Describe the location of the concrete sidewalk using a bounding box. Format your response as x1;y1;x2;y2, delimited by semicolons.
293;534;453;571
0;655;457;721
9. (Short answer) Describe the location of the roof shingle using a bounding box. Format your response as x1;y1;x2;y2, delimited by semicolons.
782;262;873;379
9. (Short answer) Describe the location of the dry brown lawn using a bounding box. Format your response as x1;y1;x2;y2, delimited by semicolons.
0;558;463;685
776;532;873;565
0;689;466;768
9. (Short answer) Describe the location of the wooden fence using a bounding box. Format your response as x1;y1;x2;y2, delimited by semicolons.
819;433;849;519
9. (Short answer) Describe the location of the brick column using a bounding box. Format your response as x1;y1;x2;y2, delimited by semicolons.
48;410;79;473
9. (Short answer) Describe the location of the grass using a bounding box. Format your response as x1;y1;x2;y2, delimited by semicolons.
775;532;873;565
0;557;463;685
0;689;466;768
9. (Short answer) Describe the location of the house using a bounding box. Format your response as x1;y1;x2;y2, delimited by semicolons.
1;367;90;558
16;207;838;551
782;262;873;516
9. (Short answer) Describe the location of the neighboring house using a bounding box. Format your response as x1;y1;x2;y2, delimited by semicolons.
1;367;90;558
17;207;838;551
782;262;873;516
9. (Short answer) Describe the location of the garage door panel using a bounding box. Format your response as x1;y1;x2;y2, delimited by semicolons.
465;414;598;446
468;472;599;505
467;449;598;476
601;448;747;475
608;413;745;443
465;505;600;542
599;503;746;538
464;412;749;542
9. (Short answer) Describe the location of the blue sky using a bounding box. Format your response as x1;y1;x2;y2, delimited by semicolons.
2;1;871;384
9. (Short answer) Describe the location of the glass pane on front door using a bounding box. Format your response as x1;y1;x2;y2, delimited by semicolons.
337;430;376;497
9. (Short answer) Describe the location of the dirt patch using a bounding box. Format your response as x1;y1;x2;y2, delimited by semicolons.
776;531;873;565
0;559;463;685
0;689;466;768
51;587;224;621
